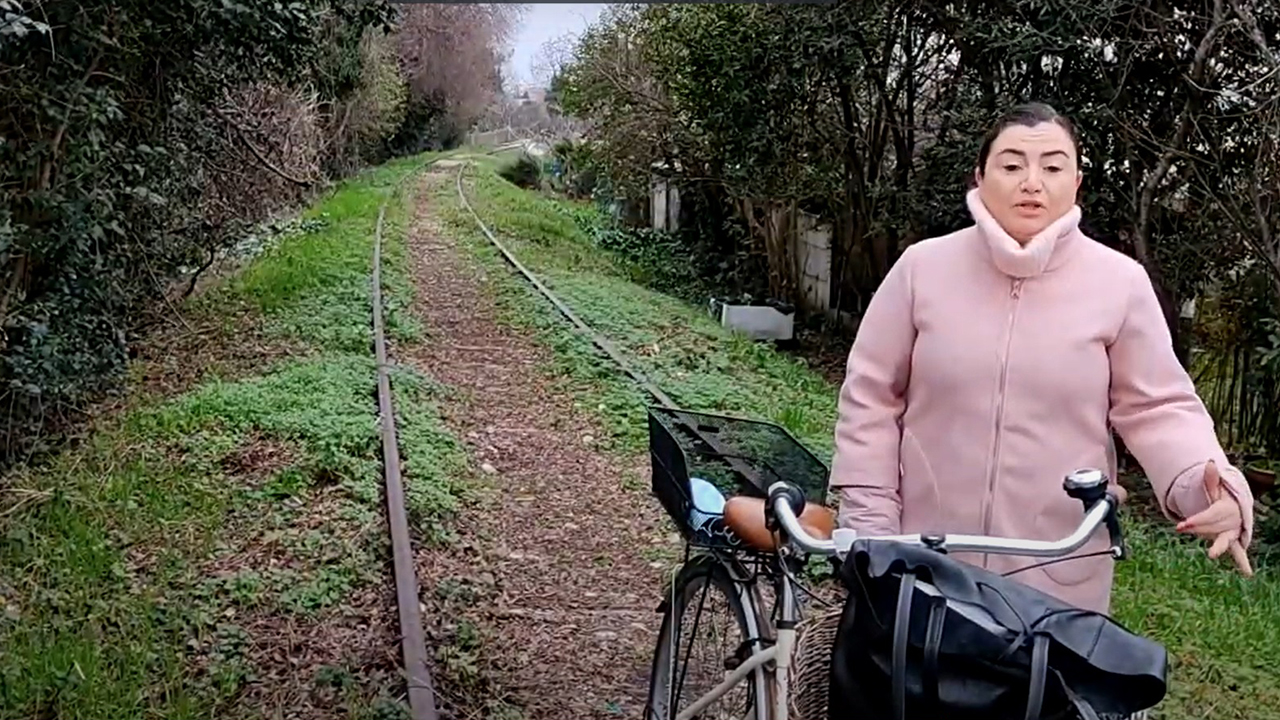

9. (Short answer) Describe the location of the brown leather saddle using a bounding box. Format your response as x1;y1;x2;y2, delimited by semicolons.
722;495;837;552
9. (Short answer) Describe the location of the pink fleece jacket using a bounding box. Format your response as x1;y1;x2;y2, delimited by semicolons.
830;189;1254;614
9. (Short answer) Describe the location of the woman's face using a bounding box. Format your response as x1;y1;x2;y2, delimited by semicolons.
975;122;1082;243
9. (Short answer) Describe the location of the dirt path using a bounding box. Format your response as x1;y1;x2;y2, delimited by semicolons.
403;171;671;720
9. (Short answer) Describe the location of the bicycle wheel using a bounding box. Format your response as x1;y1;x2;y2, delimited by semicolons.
645;555;772;720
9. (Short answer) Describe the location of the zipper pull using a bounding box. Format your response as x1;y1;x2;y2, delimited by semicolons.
1011;279;1024;298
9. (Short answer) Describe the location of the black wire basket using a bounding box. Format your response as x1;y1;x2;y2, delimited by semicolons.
647;405;831;551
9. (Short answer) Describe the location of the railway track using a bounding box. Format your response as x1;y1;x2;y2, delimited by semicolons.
451;160;677;410
372;147;684;720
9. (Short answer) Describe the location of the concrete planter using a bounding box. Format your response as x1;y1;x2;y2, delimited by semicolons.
709;297;796;341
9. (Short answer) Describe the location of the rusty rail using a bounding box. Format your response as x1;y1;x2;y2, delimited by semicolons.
453;161;678;409
449;161;785;490
372;166;439;720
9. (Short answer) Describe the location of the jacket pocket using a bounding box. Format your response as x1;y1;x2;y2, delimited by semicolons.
1037;485;1113;588
898;429;942;523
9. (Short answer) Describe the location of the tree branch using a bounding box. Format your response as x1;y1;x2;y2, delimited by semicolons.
1132;0;1229;268
210;105;314;188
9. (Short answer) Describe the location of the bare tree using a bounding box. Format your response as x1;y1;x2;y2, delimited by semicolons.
532;31;578;86
394;4;526;128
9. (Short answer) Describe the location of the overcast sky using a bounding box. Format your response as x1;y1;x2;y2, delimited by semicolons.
507;3;609;86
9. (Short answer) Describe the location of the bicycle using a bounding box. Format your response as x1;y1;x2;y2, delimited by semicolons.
642;405;1157;720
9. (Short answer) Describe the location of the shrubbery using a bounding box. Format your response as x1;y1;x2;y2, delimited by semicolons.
498;155;544;190
0;1;519;463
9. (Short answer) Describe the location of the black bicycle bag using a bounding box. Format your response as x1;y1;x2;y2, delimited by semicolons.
828;539;1168;720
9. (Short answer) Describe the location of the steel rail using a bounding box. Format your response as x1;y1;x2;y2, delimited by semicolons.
372;161;439;720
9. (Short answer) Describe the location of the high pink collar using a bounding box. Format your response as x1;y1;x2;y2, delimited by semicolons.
966;189;1082;278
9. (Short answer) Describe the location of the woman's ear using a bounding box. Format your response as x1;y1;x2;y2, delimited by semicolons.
973;167;983;188
1075;170;1083;190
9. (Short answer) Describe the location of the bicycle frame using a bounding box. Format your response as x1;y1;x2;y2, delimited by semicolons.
673;563;802;720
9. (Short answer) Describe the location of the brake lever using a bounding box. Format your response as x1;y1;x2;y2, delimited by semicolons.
1105;491;1128;560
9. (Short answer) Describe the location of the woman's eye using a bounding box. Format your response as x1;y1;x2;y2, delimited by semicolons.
1002;164;1022;172
1045;166;1064;173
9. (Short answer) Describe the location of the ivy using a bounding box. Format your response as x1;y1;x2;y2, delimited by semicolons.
0;0;396;462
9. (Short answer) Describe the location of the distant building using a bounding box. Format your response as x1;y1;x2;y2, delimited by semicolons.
512;83;548;104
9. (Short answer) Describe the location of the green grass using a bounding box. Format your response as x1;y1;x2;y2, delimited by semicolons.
1111;522;1280;717
435;160;1280;720
228;155;425;352
0;154;468;720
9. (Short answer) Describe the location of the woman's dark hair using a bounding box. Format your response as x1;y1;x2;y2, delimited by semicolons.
976;103;1082;175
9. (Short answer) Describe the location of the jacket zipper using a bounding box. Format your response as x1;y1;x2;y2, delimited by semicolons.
981;277;1024;568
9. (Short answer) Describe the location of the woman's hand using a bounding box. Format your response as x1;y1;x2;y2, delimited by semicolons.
1175;460;1253;577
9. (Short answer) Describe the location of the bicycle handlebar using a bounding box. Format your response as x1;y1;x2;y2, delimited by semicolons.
768;467;1127;559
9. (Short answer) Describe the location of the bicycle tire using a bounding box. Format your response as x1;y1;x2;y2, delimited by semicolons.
644;555;773;720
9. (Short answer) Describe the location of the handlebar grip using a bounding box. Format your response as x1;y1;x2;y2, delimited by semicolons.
766;482;806;524
1105;491;1128;560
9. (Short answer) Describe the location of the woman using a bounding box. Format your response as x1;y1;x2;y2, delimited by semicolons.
829;103;1254;615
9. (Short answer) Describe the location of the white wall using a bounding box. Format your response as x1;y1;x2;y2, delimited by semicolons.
795;212;832;312
650;177;681;232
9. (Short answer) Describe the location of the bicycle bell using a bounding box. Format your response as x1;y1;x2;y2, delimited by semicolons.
1063;468;1109;504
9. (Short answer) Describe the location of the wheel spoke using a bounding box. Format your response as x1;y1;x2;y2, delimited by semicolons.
673;572;713;708
646;559;767;720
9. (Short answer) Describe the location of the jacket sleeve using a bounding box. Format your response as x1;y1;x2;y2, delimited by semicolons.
1107;263;1254;547
831;245;918;535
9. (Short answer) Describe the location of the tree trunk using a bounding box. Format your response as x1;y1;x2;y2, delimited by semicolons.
1128;0;1226;369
